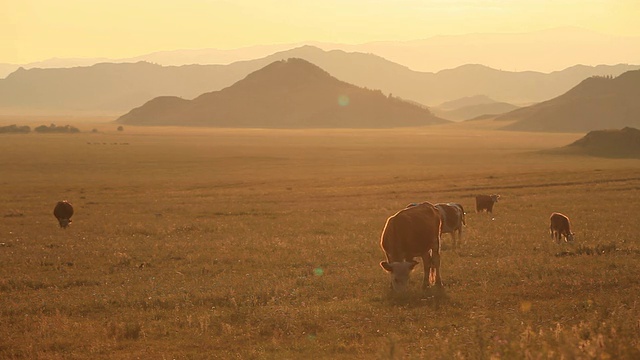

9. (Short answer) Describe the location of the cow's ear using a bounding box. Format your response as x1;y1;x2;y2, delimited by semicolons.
409;261;419;270
380;261;393;272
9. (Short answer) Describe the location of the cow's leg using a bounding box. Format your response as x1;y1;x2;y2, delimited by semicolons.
431;249;442;287
421;253;430;289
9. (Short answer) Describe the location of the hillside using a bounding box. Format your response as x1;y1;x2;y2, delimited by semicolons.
116;59;447;128
498;70;640;132
1;46;638;116
0;62;245;115
554;127;640;158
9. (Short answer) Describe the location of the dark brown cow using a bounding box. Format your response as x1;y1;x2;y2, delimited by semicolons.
380;202;442;291
549;212;574;243
475;194;500;213
435;203;466;248
53;201;74;228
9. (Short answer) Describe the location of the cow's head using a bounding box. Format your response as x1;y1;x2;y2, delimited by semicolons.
491;194;501;202
380;260;418;292
565;232;575;242
58;218;72;228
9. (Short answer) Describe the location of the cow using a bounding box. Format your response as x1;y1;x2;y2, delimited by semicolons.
435;203;466;248
476;194;500;213
549;212;574;243
53;201;74;228
380;202;443;292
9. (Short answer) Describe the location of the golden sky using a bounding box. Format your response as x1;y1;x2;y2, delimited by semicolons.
3;0;640;64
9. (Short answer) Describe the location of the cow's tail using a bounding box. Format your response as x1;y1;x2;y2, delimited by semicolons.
435;208;443;251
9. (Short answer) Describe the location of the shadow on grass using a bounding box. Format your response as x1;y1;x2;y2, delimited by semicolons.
555;243;640;257
385;286;451;309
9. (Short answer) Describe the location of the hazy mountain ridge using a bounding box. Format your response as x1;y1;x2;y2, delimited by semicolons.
434;102;520;122
497;70;640;132
431;95;520;121
2;46;638;117
3;27;638;77
349;27;640;73
436;95;497;110
117;58;447;128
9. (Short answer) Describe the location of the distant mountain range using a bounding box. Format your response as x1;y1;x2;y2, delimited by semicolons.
1;45;638;117
2;27;639;77
497;70;640;132
116;58;447;128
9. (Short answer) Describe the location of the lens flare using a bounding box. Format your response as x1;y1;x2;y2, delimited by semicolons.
338;95;350;107
313;268;324;276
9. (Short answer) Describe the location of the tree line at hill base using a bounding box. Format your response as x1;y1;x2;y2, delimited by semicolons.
1;124;81;134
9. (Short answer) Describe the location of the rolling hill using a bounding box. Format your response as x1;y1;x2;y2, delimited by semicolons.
554;127;640;158
1;46;638;116
498;70;640;132
116;58;447;128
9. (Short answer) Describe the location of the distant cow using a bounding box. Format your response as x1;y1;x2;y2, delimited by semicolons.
380;202;443;291
53;201;74;228
476;194;500;213
435;203;466;248
549;212;574;243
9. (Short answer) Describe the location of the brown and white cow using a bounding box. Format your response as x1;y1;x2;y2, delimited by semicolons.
549;212;574;243
435;203;466;248
380;202;442;291
476;194;500;213
53;201;74;229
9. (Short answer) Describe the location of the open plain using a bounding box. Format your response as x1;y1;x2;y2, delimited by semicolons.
1;122;639;359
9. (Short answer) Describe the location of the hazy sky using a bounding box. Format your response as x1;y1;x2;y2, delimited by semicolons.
3;0;640;64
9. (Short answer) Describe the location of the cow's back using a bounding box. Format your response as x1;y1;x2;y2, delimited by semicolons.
54;201;73;218
550;212;570;230
435;203;462;232
381;202;441;261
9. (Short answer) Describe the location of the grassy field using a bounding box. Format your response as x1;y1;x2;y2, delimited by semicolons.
1;122;639;359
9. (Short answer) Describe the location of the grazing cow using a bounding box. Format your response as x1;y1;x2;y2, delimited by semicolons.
549;212;574;243
435;203;466;248
476;194;500;213
380;202;442;291
53;201;74;228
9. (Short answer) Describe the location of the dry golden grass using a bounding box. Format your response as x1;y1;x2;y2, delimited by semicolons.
1;123;639;359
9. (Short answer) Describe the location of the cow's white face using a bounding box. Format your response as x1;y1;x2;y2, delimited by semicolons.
380;261;418;292
566;233;575;242
491;194;500;202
